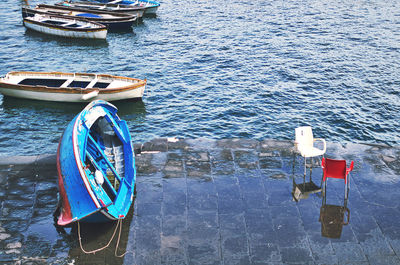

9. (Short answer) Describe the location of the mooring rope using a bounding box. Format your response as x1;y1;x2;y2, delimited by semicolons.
114;218;126;258
77;218;125;257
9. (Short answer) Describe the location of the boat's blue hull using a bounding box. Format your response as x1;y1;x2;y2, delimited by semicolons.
85;0;160;15
56;100;136;226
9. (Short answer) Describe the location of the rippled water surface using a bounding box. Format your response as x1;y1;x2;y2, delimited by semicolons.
1;0;399;155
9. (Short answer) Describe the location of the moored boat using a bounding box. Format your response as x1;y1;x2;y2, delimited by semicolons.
0;71;146;102
22;4;138;31
57;100;136;226
95;0;160;16
56;1;146;18
23;13;107;39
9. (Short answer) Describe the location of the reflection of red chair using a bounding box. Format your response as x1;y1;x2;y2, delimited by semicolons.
321;158;354;207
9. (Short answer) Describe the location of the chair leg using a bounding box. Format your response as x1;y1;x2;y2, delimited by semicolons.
322;181;327;205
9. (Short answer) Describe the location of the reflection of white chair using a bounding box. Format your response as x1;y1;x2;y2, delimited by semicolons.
295;126;326;176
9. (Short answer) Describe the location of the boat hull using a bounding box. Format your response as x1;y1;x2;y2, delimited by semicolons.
57;1;146;17
0;83;145;102
0;71;146;102
23;18;107;39
22;6;137;31
57;100;136;226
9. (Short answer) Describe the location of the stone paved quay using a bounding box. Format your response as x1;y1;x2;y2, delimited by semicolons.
1;138;400;265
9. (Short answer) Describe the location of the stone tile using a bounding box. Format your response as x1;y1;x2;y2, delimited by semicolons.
161;240;188;265
163;202;187;216
188;209;218;228
136;202;162;217
185;138;217;151
163;159;185;175
358;228;395;257
168;138;190;151
259;156;283;170
217;138;259;150
187;178;216;195
242;192;268;210
267;190;293;207
222;255;251;265
272;217;308;248
135;250;162;265
221;235;249;258
188;193;218;211
388;238;400;256
218;196;244;215
187;244;221;265
187;224;219;244
162;214;187;237
238;176;265;194
331;242;368;263
185;150;210;162
135;152;166;174
307;231;338;264
219;213;247;238
269;204;301;220
279;246;313;264
135;189;163;204
367;255;400;265
233;150;259;170
250;244;281;263
142;138;168;152
186;161;212;179
211;160;235;175
163;177;187;193
209;148;233;162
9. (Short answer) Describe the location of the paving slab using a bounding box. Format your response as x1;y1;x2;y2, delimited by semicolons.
0;138;399;264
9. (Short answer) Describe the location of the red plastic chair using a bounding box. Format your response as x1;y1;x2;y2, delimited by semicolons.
321;158;354;207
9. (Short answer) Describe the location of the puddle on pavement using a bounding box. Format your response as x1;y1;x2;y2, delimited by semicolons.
319;204;350;239
291;156;351;240
1;168;135;264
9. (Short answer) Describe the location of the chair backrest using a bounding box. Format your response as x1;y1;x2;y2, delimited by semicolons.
295;126;314;150
322;158;347;183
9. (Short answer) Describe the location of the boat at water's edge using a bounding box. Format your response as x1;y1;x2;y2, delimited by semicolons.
0;71;146;102
57;100;136;226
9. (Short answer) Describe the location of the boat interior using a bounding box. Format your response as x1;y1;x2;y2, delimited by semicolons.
85;116;126;202
18;78;111;89
39;18;93;29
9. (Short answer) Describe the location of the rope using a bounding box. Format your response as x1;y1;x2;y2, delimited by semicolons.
114;219;126;257
77;218;125;256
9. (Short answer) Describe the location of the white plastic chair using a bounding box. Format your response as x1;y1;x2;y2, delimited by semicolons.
295;126;326;176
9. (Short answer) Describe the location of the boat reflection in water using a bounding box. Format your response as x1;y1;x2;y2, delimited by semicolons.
55;205;134;264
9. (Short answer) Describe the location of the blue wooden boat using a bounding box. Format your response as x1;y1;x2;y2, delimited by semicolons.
56;100;136;226
84;0;160;16
56;1;146;18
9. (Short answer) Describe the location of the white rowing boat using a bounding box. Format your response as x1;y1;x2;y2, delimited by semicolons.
23;13;107;39
0;71;146;102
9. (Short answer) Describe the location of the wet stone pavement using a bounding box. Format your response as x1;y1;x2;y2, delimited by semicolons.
1;138;400;264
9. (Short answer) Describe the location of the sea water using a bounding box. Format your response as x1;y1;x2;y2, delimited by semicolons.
1;0;399;155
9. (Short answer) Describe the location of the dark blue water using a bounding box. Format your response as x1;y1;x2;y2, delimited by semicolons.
1;0;399;156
